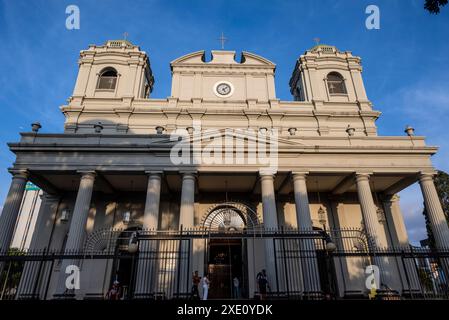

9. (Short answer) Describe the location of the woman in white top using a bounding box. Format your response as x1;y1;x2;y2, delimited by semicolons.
202;274;210;300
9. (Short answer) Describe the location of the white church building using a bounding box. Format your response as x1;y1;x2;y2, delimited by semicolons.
0;39;448;300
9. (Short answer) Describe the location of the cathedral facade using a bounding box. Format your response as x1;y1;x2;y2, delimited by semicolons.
1;39;448;300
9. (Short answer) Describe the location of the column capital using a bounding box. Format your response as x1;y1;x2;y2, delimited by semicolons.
259;172;275;181
77;170;96;179
41;192;60;202
8;169;29;180
259;169;277;178
419;172;436;183
180;171;197;180
292;171;309;180
179;170;198;177
355;172;371;182
145;170;163;177
380;193;400;204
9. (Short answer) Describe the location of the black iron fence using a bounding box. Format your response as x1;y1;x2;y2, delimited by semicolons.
0;228;448;300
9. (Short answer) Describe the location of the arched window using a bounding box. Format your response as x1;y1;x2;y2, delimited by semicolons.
97;68;118;90
326;72;347;94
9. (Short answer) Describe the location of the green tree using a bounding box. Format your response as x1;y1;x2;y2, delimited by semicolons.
423;170;449;249
0;248;25;299
425;0;448;14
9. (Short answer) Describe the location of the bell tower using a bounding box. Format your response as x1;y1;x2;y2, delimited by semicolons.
289;44;371;111
69;39;154;108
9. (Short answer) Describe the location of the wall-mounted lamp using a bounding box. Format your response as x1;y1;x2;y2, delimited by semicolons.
60;208;70;222
346;125;355;136
318;206;327;226
94;122;103;133
122;211;131;225
288;127;297;136
128;231;139;253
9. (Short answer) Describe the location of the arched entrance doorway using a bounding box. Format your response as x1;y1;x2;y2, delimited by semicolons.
202;202;260;299
110;226;141;299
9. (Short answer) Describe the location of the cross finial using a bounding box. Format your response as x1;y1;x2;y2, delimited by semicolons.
123;32;129;40
218;32;228;50
313;37;321;45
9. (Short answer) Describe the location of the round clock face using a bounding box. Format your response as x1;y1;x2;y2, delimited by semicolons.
214;81;234;97
216;83;231;95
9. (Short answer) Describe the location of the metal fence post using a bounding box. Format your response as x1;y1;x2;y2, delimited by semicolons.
281;227;290;298
400;250;414;299
176;225;183;298
43;253;55;300
32;248;48;299
273;237;279;297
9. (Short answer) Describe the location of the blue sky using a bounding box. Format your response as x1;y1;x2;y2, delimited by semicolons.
0;0;448;244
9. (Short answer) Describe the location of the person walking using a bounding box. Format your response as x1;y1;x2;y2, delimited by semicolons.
202;274;210;300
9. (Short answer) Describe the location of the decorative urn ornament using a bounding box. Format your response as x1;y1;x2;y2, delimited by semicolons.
404;125;415;136
94;122;103;133
31;121;42;133
346;125;355;136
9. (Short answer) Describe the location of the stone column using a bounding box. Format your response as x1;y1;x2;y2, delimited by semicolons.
177;171;196;296
0;170;29;254
134;172;162;298
355;173;387;288
260;171;278;292
419;173;449;249
292;173;313;231
382;195;408;247
142;172;162;230
55;171;96;297
356;174;382;248
382;194;421;293
16;193;61;299
419;173;449;289
179;172;196;229
292;172;322;296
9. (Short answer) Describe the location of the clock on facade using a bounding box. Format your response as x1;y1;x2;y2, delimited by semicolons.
213;81;234;98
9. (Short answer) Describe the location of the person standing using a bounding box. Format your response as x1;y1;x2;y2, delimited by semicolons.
257;269;269;300
106;280;121;300
191;271;201;299
202;274;210;300
233;276;240;299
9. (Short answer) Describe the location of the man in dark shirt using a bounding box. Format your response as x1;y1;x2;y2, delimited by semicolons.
191;270;201;299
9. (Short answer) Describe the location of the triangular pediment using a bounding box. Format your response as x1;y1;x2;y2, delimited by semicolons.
241;52;275;67
150;128;309;148
170;50;206;65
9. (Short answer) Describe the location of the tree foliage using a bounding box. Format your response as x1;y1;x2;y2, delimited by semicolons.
434;170;449;215
425;0;448;14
